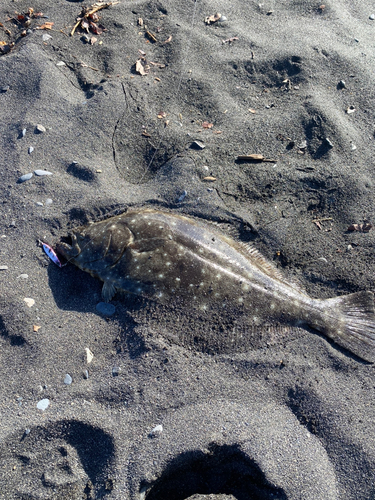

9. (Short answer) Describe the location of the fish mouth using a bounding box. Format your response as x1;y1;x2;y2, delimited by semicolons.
56;233;81;259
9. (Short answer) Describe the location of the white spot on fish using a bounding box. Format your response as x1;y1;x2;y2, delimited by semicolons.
241;283;250;292
175;277;181;282
158;274;164;279
216;274;221;279
166;262;171;266
238;297;244;304
270;303;275;310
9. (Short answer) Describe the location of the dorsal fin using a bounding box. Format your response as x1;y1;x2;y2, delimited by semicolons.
234;241;288;281
235;241;305;292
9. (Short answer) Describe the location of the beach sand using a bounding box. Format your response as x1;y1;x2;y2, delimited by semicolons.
0;0;375;498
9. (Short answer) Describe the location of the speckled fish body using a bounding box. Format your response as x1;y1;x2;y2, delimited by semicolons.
57;208;375;362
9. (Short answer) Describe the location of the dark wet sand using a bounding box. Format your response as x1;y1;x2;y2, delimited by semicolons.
1;1;375;498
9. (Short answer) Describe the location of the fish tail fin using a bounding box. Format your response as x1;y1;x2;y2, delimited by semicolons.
317;291;375;362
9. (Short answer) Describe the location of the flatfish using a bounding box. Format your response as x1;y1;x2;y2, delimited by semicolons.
57;208;375;362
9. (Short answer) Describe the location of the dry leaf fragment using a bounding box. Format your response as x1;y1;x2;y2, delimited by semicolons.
36;21;54;30
248;108;256;114
138;49;146;56
157;111;167;119
347;222;372;232
203;176;216;181
213;130;222;134
138;18;143;26
163;35;172;43
142;131;151;137
202;121;213;129
205;13;221;25
135;59;147;75
90;36;97;44
33;325;41;332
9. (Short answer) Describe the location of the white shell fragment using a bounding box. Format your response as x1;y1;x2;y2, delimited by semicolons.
28;146;34;154
37;399;50;411
24;298;35;308
85;348;94;364
149;424;163;437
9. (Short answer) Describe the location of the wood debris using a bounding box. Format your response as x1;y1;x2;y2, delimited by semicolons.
222;36;238;44
237;154;277;163
146;30;157;43
202;176;216;182
36;22;54;30
205;13;221;25
70;2;119;36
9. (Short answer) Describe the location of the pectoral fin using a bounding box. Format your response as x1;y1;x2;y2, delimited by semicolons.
102;281;117;302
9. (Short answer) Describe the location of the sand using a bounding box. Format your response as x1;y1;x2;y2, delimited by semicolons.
0;0;375;498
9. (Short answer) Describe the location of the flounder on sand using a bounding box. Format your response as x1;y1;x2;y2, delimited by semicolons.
57;208;375;362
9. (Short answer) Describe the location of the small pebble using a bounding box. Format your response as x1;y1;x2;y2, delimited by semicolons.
1;85;10;93
0;266;8;270
218;15;227;22
34;169;53;176
177;190;187;202
18;173;33;183
36;202;44;207
337;80;346;89
35;124;46;133
347;245;353;251
149;424;163;437
28;146;34;154
299;140;307;149
81;34;90;43
369;14;375;20
351;144;357;151
112;366;121;377
45;198;53;205
24;298;35;308
42;34;52;41
191;140;205;150
37;399;50;411
96;302;116;316
56;61;66;66
21;128;27;137
83;370;89;379
24;428;31;435
64;374;73;385
17;274;28;279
